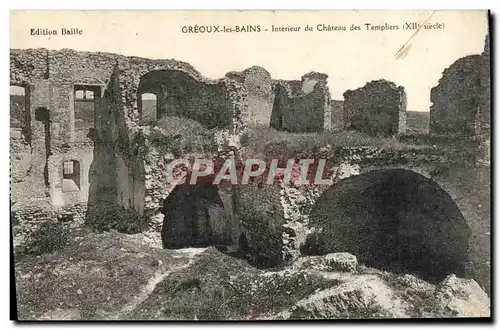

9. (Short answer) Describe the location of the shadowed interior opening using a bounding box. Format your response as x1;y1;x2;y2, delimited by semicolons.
35;107;51;187
161;183;225;249
308;169;471;283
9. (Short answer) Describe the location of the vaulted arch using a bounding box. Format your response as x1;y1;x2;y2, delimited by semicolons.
309;169;471;282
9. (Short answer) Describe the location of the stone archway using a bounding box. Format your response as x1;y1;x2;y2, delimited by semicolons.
161;183;226;249
309;168;471;282
136;70;232;129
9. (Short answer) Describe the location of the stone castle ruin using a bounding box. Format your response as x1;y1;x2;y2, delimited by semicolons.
10;48;247;238
429;34;491;164
343;80;407;135
270;72;332;133
429;55;482;136
10;34;491;294
226;66;274;126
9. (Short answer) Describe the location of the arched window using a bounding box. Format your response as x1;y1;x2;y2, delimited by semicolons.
62;160;81;192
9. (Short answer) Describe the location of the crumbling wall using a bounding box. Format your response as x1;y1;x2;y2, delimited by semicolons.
10;48;251;238
310;146;489;294
103;58;248;232
429;55;482;137
226;66;274;126
343;79;407;136
137;69;236;129
10;49;119;209
234;184;285;266
270;72;332;133
231;144;489;293
47;147;94;207
160;183;231;248
116;59;247;138
477;33;491;165
11;200;86;254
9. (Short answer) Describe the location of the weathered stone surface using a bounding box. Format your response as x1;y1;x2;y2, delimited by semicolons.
226;66;274;126
435;274;490;317
270;72;332;133
10;48;490;299
343;79;407;136
309;169;471;281
11;200;86;254
429;55;482;137
293;253;358;272
324;253;358;272
477;33;491;165
10;136;32;184
10;48;248;241
289;275;403;319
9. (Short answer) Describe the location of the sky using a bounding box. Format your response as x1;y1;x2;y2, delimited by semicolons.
10;10;489;110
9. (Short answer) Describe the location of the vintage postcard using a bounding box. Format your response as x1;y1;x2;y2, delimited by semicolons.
10;10;491;320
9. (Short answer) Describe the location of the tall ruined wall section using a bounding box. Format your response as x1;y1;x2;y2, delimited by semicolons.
10;48;249;237
234;184;285;266
226;66;274;126
111;58;247;232
10;49;118;209
477;33;491;165
343;79;407;136
270;72;332;133
10;49;121;250
429;54;482;137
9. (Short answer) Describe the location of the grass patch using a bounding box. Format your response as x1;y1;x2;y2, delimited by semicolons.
147;116;217;155
129;247;339;320
128;247;258;320
26;221;69;255
406;111;430;135
241;125;429;161
14;230;179;320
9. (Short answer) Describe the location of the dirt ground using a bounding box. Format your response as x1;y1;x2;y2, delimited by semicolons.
12;228;490;321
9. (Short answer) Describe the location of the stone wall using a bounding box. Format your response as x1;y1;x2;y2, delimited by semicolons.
10;49;118;210
311;169;471;281
137;70;237;129
11;200;86;254
231;143;489;293
160;183;232;248
343;79;407;136
477;33;491;165
115;58;247;139
10;48;248;236
101;58;248;229
270;72;332;133
429;55;482;137
234;184;285;266
310;146;489;293
226;66;274;126
10;49;490;294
